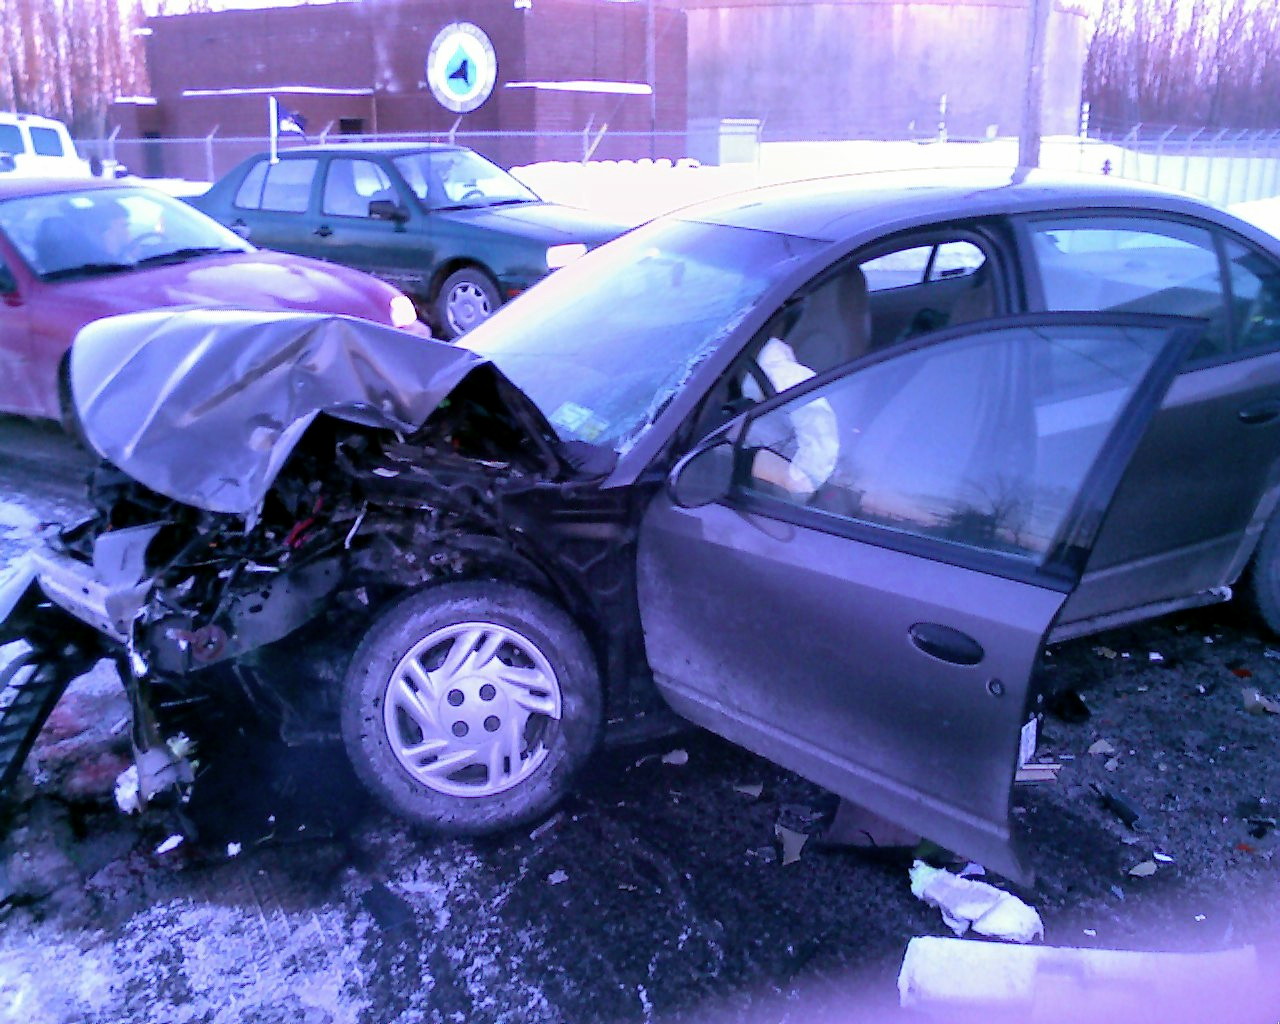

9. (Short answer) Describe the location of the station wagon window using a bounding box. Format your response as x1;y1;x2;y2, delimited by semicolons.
29;127;65;157
251;158;318;213
1224;238;1280;354
323;158;394;218
738;322;1174;564
1027;217;1228;357
234;160;268;209
0;125;23;155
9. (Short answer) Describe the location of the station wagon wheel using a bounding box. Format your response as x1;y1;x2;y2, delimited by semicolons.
341;581;602;834
436;267;501;340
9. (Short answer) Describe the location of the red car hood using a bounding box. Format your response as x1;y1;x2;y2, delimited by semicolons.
48;250;395;321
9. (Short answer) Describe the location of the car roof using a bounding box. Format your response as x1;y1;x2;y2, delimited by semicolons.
268;142;462;157
0;177;130;201
676;168;1247;243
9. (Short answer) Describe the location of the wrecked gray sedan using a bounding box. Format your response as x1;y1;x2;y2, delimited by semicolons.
5;169;1280;882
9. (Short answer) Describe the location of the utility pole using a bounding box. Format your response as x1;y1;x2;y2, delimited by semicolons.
1018;0;1052;168
646;0;657;158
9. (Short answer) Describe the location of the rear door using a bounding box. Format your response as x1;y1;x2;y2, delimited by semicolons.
637;315;1197;880
1019;215;1280;633
223;155;322;257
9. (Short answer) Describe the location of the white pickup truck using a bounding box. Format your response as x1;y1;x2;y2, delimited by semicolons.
0;112;123;178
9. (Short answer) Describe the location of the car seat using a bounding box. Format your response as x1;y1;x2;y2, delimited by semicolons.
34;216;83;274
785;265;872;374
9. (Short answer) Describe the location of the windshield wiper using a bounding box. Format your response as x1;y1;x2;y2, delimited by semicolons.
134;246;244;268
41;262;133;281
487;198;537;207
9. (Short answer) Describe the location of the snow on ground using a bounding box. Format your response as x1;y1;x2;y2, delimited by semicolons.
0;499;39;539
511;136;1134;225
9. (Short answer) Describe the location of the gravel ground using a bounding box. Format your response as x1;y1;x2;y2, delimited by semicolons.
0;417;1276;1023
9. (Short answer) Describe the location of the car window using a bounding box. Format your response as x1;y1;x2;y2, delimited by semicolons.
29;127;65;157
0;124;23;155
323;158;394;217
233;160;269;210
1027;217;1228;356
737;322;1174;564
929;240;984;281
0;185;250;279
392;149;538;209
259;158;317;213
1225;238;1280;354
860;245;932;291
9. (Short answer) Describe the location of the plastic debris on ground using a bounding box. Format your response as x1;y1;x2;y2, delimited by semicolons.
660;748;689;766
1240;686;1280;715
1128;860;1158;877
774;824;808;865
1015;761;1062;783
547;869;569;885
114;765;141;815
1092;784;1143;829
529;812;565;841
908;860;1044;943
154;834;184;855
733;782;764;799
226;842;242;858
1087;739;1117;756
897;935;1264;1019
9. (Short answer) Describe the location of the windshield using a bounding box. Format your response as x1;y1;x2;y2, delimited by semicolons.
461;218;823;453
393;149;540;210
0;185;251;281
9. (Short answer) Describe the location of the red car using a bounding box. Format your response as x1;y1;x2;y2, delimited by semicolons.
0;178;423;422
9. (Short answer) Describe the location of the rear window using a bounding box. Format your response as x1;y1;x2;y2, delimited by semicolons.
0;125;24;155
29;127;65;157
260;159;317;213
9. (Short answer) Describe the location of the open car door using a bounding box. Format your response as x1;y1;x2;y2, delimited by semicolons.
637;314;1200;881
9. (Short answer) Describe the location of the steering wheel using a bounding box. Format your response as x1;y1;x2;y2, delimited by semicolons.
459;189;484;202
121;231;165;262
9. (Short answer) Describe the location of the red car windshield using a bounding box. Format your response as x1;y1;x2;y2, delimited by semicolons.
0;186;251;281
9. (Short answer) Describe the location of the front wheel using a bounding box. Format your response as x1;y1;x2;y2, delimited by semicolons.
435;267;501;340
340;581;602;834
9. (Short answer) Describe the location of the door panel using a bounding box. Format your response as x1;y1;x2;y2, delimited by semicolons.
637;316;1198;880
1059;351;1280;626
639;500;1062;879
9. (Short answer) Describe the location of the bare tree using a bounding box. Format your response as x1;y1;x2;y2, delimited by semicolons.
1086;0;1280;128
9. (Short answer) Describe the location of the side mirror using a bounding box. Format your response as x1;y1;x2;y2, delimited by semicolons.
668;440;735;509
368;199;409;224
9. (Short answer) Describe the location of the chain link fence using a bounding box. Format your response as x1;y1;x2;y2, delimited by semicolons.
77;121;1280;215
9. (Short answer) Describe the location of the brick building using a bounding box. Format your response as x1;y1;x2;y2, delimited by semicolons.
111;0;687;179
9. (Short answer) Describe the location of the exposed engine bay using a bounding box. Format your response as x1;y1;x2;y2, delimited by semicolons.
0;310;663;810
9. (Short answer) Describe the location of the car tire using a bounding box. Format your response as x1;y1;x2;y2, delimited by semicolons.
435;267;501;340
340;580;602;835
1246;511;1280;636
57;358;90;449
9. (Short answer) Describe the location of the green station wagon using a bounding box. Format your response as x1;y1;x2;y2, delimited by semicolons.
191;143;626;338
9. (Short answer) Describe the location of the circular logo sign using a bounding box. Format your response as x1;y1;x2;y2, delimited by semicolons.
426;22;497;114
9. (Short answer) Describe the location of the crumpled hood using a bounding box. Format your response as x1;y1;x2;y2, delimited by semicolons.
70;308;541;516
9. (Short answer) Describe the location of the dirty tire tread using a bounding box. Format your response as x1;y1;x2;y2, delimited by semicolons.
1246;511;1280;637
340;580;602;836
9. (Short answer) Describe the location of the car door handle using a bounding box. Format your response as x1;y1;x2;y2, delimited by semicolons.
314;225;333;238
908;622;985;666
1238;399;1280;425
